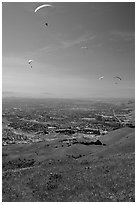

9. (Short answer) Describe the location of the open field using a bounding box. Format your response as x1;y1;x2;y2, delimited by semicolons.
2;126;135;202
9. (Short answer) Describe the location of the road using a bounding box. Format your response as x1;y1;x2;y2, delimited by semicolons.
113;109;122;124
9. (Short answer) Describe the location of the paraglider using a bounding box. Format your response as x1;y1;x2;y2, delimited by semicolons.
113;76;122;81
81;46;88;54
28;59;33;68
34;4;54;27
99;76;104;80
81;46;88;49
113;76;122;84
34;4;53;13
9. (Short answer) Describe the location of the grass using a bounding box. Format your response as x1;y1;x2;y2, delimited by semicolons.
2;127;135;202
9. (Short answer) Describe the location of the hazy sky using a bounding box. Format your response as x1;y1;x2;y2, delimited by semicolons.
2;2;135;99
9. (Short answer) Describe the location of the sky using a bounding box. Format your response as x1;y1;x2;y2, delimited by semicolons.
2;2;135;99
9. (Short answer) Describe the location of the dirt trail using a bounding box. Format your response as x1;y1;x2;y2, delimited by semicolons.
2;166;36;174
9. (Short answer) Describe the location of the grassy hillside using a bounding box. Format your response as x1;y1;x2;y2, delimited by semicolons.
2;127;135;202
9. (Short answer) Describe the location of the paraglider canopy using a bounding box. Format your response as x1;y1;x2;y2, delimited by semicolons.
99;76;104;80
81;46;88;49
113;76;122;80
34;4;54;13
28;59;33;64
113;76;122;84
28;59;33;68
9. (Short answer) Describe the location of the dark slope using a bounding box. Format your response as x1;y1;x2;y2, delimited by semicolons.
2;127;135;202
100;127;135;144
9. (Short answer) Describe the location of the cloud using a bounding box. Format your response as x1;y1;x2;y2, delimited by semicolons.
109;31;135;42
61;34;96;48
31;33;96;55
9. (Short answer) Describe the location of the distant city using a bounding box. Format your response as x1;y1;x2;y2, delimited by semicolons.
2;98;135;146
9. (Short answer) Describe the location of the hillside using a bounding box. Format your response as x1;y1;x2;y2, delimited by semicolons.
2;127;135;202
